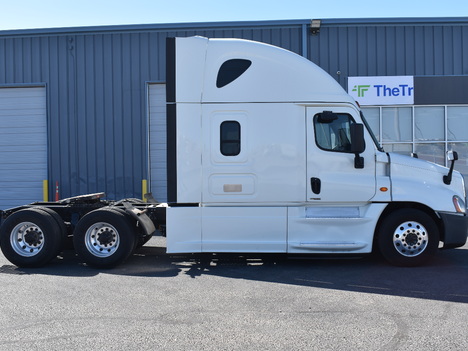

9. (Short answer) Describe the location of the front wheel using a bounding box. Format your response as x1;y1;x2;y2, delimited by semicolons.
377;209;439;266
73;208;136;268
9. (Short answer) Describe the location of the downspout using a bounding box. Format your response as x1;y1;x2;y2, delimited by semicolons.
301;23;308;58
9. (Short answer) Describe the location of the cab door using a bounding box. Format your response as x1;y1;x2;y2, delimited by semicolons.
306;106;376;203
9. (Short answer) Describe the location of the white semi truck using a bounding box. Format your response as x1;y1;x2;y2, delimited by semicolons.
0;36;467;268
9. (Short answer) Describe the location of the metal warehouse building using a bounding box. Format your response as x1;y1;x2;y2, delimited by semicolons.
0;17;467;209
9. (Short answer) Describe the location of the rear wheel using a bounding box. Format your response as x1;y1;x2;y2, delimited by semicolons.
32;206;67;247
73;208;136;268
377;208;439;266
0;208;63;267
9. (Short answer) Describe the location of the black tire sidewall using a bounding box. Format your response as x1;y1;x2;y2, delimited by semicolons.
378;209;439;266
73;208;136;268
0;208;62;268
32;206;67;255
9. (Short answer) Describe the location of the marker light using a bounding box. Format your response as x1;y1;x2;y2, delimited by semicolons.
380;187;388;192
453;196;466;214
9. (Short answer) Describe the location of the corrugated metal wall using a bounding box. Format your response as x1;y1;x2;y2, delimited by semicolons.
0;18;467;200
0;22;305;200
309;18;468;87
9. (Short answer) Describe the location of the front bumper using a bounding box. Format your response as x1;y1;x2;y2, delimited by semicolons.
439;212;468;249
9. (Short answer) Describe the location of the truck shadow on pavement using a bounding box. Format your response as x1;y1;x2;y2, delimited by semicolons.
135;245;468;304
2;240;468;304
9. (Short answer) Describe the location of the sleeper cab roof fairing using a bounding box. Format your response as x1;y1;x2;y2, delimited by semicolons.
173;36;354;104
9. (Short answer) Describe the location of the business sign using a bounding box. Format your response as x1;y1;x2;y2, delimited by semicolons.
348;76;414;106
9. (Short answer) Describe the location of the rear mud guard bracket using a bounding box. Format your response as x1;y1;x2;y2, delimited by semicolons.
121;201;156;236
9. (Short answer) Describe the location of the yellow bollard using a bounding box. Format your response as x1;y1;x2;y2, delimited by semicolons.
43;180;49;202
142;179;148;202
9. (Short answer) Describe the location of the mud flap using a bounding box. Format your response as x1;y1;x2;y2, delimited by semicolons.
122;201;156;236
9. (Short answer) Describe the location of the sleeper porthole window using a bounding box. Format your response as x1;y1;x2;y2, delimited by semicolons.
216;59;252;88
220;121;241;156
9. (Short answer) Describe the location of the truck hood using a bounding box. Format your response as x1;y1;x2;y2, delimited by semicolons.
390;152;448;175
389;153;466;212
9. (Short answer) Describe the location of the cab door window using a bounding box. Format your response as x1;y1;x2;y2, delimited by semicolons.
314;112;355;152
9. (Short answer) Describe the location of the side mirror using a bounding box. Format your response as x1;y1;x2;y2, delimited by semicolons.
350;123;365;154
447;150;458;162
350;123;365;169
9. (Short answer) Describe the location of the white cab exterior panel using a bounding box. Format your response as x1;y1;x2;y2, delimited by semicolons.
201;103;306;204
166;206;202;253
166;206;287;253
373;152;392;202
176;104;203;203
201;207;287;252
202;38;355;104
288;204;387;254
389;153;465;212
174;36;208;103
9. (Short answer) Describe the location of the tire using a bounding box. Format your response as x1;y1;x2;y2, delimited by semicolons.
105;207;148;250
32;206;67;242
73;208;137;268
0;208;63;267
377;209;439;266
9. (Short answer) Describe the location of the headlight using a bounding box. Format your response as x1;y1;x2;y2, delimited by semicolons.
453;195;466;214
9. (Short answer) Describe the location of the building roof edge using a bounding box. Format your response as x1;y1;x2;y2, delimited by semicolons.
1;17;467;37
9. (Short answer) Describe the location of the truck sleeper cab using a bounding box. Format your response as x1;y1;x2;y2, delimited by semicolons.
165;36;467;267
0;36;466;269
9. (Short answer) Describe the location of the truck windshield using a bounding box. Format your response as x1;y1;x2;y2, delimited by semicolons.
360;110;384;152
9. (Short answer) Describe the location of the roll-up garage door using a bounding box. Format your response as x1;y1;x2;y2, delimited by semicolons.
148;84;167;202
0;87;47;209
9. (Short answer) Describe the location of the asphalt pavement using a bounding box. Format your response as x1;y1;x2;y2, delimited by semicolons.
0;236;467;350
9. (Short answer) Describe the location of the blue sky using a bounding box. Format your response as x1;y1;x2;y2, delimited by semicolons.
0;0;467;31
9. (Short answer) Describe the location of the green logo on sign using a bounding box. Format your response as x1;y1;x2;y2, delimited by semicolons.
352;85;371;97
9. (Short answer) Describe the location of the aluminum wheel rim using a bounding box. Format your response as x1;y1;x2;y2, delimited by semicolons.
393;221;428;257
10;222;44;257
84;222;120;258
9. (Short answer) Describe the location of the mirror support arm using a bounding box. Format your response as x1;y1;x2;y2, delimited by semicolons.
444;151;458;185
